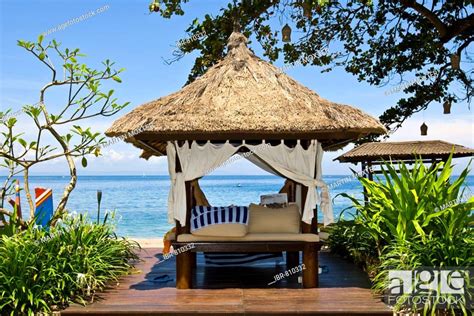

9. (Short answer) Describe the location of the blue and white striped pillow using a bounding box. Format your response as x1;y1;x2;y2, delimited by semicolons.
191;206;249;235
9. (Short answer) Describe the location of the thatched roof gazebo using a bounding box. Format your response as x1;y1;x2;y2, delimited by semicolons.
335;140;474;177
335;140;474;204
107;31;386;290
107;32;385;157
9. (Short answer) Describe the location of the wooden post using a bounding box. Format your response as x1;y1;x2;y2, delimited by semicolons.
367;162;373;181
281;179;301;269
176;250;192;289
303;243;318;288
300;180;319;288
286;251;299;268
176;181;194;289
184;181;193;233
174;153;184;237
312;206;318;233
362;161;369;205
190;251;197;269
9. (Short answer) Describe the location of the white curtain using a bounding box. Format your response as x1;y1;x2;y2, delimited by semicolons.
245;140;333;225
245;153;279;176
166;140;333;226
167;141;240;224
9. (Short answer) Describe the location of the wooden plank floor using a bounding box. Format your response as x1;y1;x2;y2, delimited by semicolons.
63;248;392;315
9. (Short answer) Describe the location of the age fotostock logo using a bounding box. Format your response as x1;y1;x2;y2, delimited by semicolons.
386;268;472;309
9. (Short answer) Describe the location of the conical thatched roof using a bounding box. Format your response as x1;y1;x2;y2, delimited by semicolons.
106;32;386;157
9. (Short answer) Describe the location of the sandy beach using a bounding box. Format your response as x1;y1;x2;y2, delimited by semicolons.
132;238;164;249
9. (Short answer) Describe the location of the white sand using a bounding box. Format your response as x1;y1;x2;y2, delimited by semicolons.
131;238;164;249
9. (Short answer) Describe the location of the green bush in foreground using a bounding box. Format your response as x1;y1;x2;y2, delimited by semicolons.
327;219;379;277
0;213;139;315
331;155;473;315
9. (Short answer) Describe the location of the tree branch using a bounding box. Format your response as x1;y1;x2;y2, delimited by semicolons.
23;168;35;218
0;208;27;228
400;0;448;38
444;13;474;43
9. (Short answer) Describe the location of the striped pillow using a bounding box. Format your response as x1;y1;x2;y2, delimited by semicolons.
191;206;249;237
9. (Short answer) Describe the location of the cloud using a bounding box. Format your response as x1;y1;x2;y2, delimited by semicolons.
389;118;474;146
102;149;136;162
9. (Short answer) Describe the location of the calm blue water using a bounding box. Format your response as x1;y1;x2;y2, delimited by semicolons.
4;175;473;238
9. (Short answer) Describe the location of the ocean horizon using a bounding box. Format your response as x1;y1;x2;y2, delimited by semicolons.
3;175;473;238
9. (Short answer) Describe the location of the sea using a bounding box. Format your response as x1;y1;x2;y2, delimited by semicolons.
4;175;474;238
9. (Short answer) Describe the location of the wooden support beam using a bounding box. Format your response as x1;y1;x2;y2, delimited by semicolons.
303;243;319;288
367;162;373;181
185;181;192;233
362;162;369;206
190;251;197;270
176;250;193;289
286;251;299;269
176;180;194;289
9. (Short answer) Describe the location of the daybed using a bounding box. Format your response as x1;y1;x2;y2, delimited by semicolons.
171;180;322;289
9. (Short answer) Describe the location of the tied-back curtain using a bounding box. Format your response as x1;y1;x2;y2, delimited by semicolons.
166;140;333;226
167;141;239;224
245;140;333;226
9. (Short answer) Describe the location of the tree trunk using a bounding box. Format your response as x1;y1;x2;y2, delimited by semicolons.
46;126;77;226
23;168;35;219
53;154;77;225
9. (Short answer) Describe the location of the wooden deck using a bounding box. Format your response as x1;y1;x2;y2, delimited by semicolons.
63;248;392;315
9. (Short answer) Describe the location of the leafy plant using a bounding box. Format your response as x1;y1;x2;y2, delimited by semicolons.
327;219;379;277
339;154;473;255
0;212;139;315
334;154;473;315
0;35;129;227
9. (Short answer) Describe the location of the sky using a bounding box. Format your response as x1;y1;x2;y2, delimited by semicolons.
0;0;473;176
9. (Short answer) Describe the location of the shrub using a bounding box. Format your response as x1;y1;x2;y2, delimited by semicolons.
0;213;139;315
327;219;379;277
335;154;473;315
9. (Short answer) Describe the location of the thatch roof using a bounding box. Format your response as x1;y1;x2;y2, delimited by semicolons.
336;140;474;163
106;31;386;158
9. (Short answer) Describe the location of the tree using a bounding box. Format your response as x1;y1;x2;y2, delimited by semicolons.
0;36;129;226
151;0;473;133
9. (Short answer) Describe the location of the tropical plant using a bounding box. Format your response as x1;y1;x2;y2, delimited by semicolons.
327;219;379;277
336;154;473;315
0;213;139;315
340;155;473;255
0;36;129;227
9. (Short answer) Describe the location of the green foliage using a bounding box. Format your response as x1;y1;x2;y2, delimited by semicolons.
327;219;379;277
1;37;130;225
150;0;472;132
340;155;473;246
332;154;473;314
0;205;23;237
0;213;139;315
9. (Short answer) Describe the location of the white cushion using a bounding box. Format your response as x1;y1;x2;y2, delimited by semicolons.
248;203;300;234
177;233;319;242
191;223;248;237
